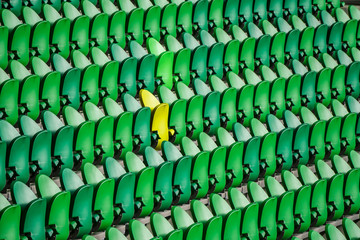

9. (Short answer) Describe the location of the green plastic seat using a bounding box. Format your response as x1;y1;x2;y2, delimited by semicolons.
82;163;115;231
125;152;155;217
105;227;127;240
316;160;345;221
43;5;71;59
247;181;277;239
209;75;237;130
250;118;277;177
175;82;204;139
209;194;241;240
99;0;126;48
285;30;300;61
309;230;326;240
254;81;270;122
52;54;81;109
11;181;46;240
314;103;341;158
182;33;208;81
313;24;328;55
300;107;326;162
268;0;283;19
191;200;223;240
176;1;193;34
0;68;19;124
128;41;156;93
266;114;294;170
19;115;52;178
129;220;162;240
90;47;119;101
63;106;95;165
144;147;174;211
165;35;191;86
337;52;360;99
239;37;255;70
180;136;210;198
0;26;8;69
1;9;30;65
150;213;183;240
9;60;40;120
328;22;344;53
158;86;187;144
63;2;90;55
22;7;50;63
161;141;192;204
142;6;161;41
41;111;74;172
332;155;360;214
223;0;238;27
61;168;93;237
171;206;203;240
35;174;70;239
0;194;21;240
349;5;360;20
84;102;115;162
343;218;360;239
31;57;61;115
238;0;253;24
122;93;152;153
283;0;298;18
298;165;328;226
200;30;224;78
228;188;260;239
326;224;346;240
265;176;295;239
247;22;264;39
198;132;226;193
233;123;260;181
208;0;223;29
71;50;100;105
192;0;208;31
0;120;30;185
193;79;221;134
103;157;135;224
282;170;311;233
253;0;268;22
284;110;310;166
226;71;246;90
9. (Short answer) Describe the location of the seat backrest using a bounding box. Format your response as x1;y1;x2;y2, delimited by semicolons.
104;157;127;179
61;168;86;193
82;162;106;185
35;174;61;200
144;146;165;167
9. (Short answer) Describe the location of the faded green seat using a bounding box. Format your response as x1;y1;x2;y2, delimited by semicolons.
171;206;203;240
150;213;183;240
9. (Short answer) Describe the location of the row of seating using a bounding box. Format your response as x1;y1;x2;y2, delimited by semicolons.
0;0;357;69
309;218;360;239
1;149;358;240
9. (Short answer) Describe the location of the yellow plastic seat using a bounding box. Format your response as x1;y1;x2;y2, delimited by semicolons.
140;89;161;111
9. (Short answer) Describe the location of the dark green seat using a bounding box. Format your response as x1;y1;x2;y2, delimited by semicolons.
9;60;40;120
129;220;162;240
0;120;30;185
200;30;224;78
90;47;119;101
316;160;345;221
237;84;255;127
191;200;223;240
248;181;277;239
122;93;153;153
233;123;260;181
180;136;210;198
192;0;208;31
82;163;115;231
254;81;270;122
171;206;203;240
332;155;360;214
239;37;255;70
282;170;311;233
41;111;74;172
298;165;328;226
0;68;19;124
129;40;156;93
162;141;192;204
35;174;70;239
63;106;95;165
103;157;135;224
63;2;90;55
31;57;61;115
71;50;100;105
209;194;241;240
223;0;239;28
265;176;295;239
52;53;81;109
125;152;155;217
229;187;260;239
0;194;21;240
19;115;52;178
83;102;115;163
11;181;46;240
150;213;183;240
144;146;174;211
198;132;226;193
61;168;93;237
253;0;268;22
